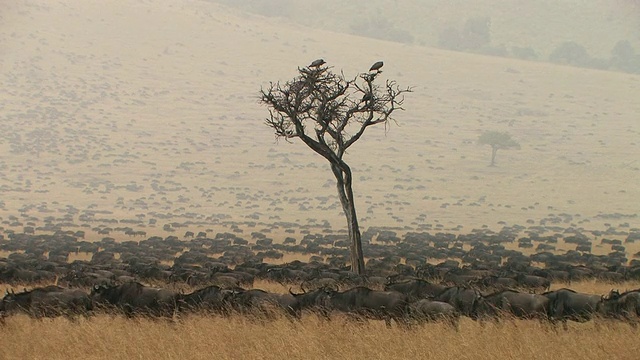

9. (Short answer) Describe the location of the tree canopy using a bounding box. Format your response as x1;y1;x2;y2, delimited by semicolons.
478;131;520;166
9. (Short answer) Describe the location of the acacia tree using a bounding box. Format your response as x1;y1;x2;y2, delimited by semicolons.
478;131;520;166
260;61;411;274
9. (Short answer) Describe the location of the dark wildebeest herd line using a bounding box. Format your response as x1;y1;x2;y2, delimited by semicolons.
1;225;640;330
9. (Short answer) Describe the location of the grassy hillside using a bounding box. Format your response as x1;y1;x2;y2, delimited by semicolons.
0;0;639;244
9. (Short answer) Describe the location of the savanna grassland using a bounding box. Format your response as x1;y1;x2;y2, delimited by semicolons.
1;311;639;360
1;1;640;359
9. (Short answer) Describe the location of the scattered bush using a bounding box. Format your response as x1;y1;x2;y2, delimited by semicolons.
511;46;538;60
438;27;463;51
215;0;293;18
548;41;591;67
438;17;491;52
609;40;640;73
477;44;508;57
349;16;414;44
461;17;491;50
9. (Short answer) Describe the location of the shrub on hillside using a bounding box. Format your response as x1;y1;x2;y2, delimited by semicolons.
438;17;491;52
586;57;610;70
477;44;508;57
460;17;491;51
438;27;463;51
350;16;414;44
548;41;592;67
511;46;538;60
215;0;293;18
609;40;640;73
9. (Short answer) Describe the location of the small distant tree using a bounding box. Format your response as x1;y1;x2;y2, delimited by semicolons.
611;40;636;59
350;16;415;44
438;26;463;51
610;40;640;73
511;46;538;61
478;131;520;166
260;61;411;274
438;17;491;52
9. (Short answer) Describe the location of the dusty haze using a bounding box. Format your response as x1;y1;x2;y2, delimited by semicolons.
1;0;639;245
217;0;640;58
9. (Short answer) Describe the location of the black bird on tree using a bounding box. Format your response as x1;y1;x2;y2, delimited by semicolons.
260;60;411;274
309;59;326;68
369;61;384;72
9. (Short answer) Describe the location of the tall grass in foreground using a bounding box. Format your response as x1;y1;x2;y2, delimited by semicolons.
1;280;639;360
1;313;639;360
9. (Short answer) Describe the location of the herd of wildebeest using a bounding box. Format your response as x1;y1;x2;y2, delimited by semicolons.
1;224;640;330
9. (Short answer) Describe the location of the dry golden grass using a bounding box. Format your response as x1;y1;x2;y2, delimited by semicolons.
1;280;640;359
1;310;639;360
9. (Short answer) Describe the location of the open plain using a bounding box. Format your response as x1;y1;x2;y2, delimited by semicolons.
1;1;640;359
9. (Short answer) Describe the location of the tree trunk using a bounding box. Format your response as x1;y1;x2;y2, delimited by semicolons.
490;146;498;166
331;163;365;274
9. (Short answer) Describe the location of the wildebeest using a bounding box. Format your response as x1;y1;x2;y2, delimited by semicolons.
442;271;478;287
599;289;640;326
231;288;297;319
321;287;409;327
597;271;625;284
472;275;519;292
432;286;483;319
211;271;254;288
532;269;570;283
475;289;550;321
361;276;387;290
264;268;306;285
568;267;594;282
177;285;237;316
289;287;332;318
209;274;241;288
384;279;446;302
90;282;177;318
407;299;459;330
0;267;47;284
1;285;92;320
543;288;603;329
300;278;339;292
514;274;551;293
